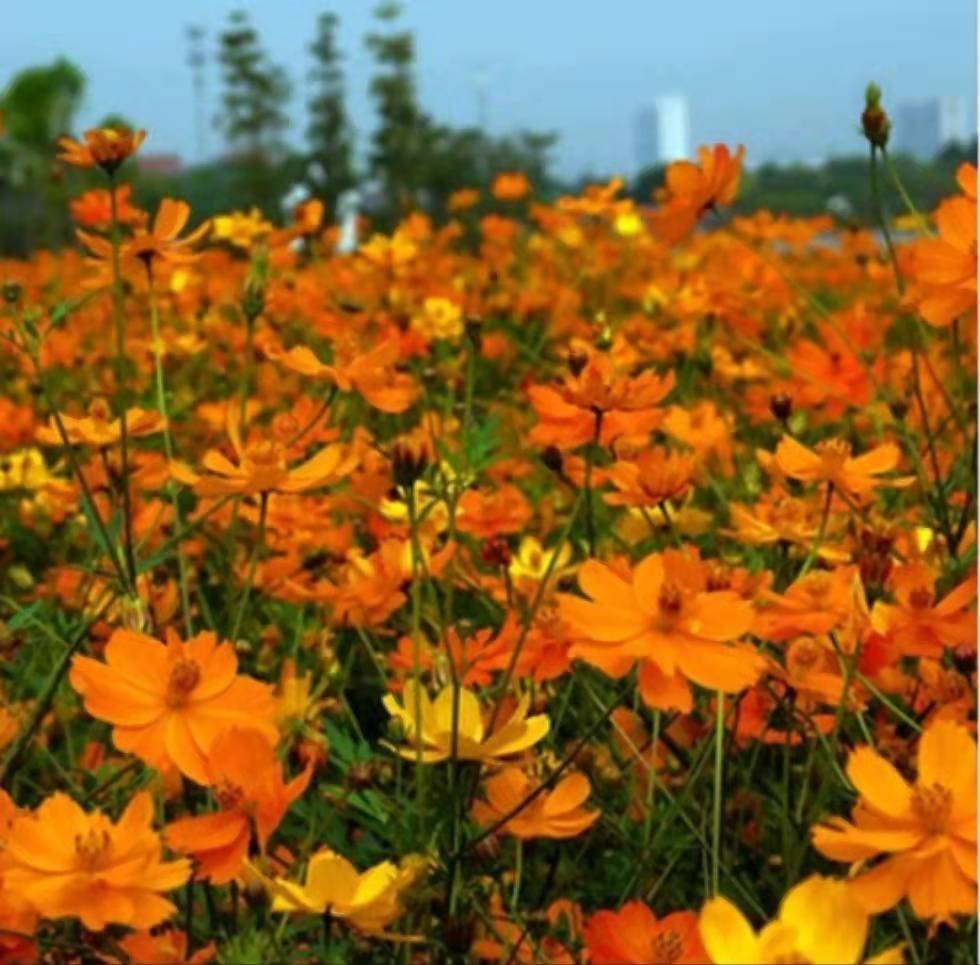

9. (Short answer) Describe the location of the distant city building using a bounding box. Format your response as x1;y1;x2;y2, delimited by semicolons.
894;97;968;158
634;96;690;171
137;153;184;176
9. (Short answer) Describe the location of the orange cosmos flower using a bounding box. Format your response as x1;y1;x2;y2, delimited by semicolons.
265;336;418;414
57;126;147;173
770;435;909;500
907;163;977;328
651;143;745;242
116;929;214;964
528;352;674;450
130;198;211;265
70;183;146;229
448;187;481;211
0;791;38;963
559;548;765;712
70;628;278;783
472;767;598;839
492;172;531;201
77;198;210;288
757;566;862;641
457;483;532;538
584;903;707;964
870;562;976;659
166;729;311;884
662;402;735;476
36;402;166;448
812;719;977;921
170;410;356;497
2;791;189;931
604;446;696;508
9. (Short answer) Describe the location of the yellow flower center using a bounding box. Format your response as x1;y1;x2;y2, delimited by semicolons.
651;929;683;964
74;827;111;870
769;954;811;965
911;782;953;834
166;657;202;706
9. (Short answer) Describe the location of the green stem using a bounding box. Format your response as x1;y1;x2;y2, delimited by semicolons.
881;147;935;237
229;491;268;641
0;591;115;788
145;266;193;636
868;144;904;294
711;691;725;895
405;484;428;842
107;176;137;586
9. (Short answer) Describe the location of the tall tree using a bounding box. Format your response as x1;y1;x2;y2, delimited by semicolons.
0;58;86;250
0;58;85;179
364;1;430;212
217;10;291;161
306;11;355;217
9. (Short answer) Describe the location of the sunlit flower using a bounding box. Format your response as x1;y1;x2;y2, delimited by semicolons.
2;792;189;930
699;874;902;964
559;549;765;712
70;629;278;783
812;719;976;921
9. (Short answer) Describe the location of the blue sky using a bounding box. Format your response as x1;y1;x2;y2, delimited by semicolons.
2;0;975;175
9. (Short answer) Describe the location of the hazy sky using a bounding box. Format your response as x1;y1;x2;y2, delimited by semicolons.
2;0;976;176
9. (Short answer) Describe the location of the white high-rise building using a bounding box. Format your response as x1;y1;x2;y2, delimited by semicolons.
895;97;968;158
634;96;691;171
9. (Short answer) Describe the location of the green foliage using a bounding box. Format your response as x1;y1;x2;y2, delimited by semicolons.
364;1;432;213
217;9;291;162
307;11;356;217
0;58;84;157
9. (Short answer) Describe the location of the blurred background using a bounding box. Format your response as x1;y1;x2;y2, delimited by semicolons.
0;0;975;253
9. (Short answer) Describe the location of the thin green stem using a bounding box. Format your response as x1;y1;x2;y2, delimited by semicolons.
229;491;268;641
145;266;193;636
712;691;725;895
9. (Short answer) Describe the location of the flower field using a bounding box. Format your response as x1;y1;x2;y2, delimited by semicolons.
0;111;976;964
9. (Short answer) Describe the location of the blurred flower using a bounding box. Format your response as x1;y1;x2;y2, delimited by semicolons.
57;126;146;173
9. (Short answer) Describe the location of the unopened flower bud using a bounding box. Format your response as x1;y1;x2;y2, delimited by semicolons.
769;392;793;423
862;83;891;149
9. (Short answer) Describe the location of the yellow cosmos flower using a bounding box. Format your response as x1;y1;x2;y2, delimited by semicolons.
257;849;422;935
698;875;904;965
383;682;550;764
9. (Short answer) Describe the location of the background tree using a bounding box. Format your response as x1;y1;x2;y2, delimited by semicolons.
306;11;356;218
217;9;291;159
364;1;432;215
216;10;292;210
0;58;85;250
